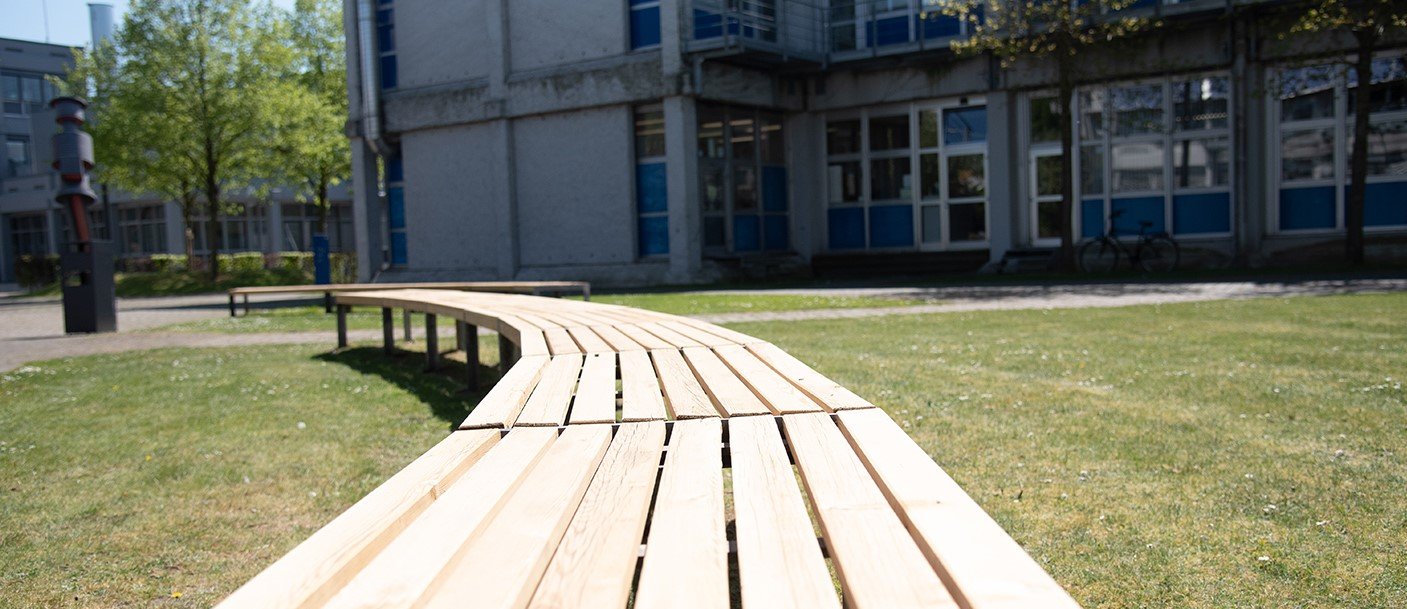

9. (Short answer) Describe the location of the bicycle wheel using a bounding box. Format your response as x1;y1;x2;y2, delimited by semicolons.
1078;239;1120;273
1137;236;1180;272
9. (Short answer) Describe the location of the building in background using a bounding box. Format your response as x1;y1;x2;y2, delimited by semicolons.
0;29;355;285
343;0;1403;285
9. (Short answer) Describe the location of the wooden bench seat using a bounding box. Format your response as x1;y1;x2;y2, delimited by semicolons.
216;289;1081;609
225;281;590;317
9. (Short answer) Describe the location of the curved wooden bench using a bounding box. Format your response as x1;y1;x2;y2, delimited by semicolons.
226;281;590;317
217;289;1081;609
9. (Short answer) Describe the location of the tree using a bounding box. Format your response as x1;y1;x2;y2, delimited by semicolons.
941;0;1158;270
272;0;351;236
1286;0;1405;266
63;0;287;280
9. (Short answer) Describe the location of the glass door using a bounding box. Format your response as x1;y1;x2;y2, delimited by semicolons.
1031;146;1064;246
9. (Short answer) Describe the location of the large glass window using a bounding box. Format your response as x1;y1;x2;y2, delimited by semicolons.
698;104;788;254
8;214;48;258
5;136;30;177
630;0;662;49
827;102;988;251
1;71;56;115
1275;54;1407;232
119;205;167;255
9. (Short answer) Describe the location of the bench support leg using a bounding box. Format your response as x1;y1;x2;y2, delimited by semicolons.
463;323;479;390
228;294;237;317
453;321;466;354
324;292;333;314
582;285;590;301
498;333;514;372
424;314;439;371
244;294;250;316
403;310;413;342
336;305;349;349
382;307;394;355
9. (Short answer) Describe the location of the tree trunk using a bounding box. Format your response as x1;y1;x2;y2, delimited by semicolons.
1346;30;1374;267
180;197;196;269
317;176;330;235
206;181;222;282
1056;63;1077;272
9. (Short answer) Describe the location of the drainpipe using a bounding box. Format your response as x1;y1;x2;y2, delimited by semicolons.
355;0;385;156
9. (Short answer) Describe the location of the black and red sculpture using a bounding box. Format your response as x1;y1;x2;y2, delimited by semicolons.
52;96;116;333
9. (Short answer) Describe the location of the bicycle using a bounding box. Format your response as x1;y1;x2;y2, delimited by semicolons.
1077;209;1180;273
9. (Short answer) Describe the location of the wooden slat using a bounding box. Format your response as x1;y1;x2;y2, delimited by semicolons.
637;322;704;348
681;347;772;417
458;355;551;430
588;324;644;352
424;425;614;609
713;345;824;414
613;323;674;350
672;317;765;346
655;320;735;348
565;326;614;354
650;349;721;419
529;422;667;608
569;353;617;425
748;343;876;411
728;416;841;609
836;409;1082;609
619;350;667;422
781;413;957;609
634;418;729;609
515;354;585;427
215;430;500;609
319;429;557;609
544;327;583;355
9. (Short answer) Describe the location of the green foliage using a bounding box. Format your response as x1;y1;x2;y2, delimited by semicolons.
149;253;189;273
1287;0;1405;36
279;251;313;275
942;0;1158;68
14;255;60;289
224;252;267;274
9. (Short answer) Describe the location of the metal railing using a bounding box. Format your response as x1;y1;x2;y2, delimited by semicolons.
686;0;827;61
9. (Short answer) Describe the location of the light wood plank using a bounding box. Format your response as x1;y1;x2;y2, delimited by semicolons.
656;320;735;348
672;317;765;346
589;324;644;352
529;422;667;609
651;349;721;419
425;425;615;609
544;327;583;355
569;353;618;425
681;347;772;417
713;345;824;414
638;322;704;348
565;326;614;354
458;355;550;429
782;413;957;609
620;350;667;422
748;343;875;411
728;416;841;609
836;409;1081;609
614;323;674;350
515;354;585;427
215;430;500;609
634;418;729;609
319;429;557;609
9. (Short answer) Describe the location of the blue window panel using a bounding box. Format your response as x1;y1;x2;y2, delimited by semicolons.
387;186;405;230
762;167;788;212
376;7;392;26
390;232;408;265
1279;186;1335;230
386;153;403;183
1363;181;1407;227
917;13;961;40
764;215;789;251
377;23;395;52
734;215;760;252
379;55;397;89
827;207;865;250
867;16;911;47
704;216;726;247
693;9;722;39
869;204;914;248
636;163;667;213
1110;196;1165;234
638;216;669;257
1081;199;1105;239
943;106;987;145
631;6;661;49
1173;193;1231;235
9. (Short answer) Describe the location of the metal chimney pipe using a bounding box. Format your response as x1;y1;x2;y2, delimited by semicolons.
88;2;115;46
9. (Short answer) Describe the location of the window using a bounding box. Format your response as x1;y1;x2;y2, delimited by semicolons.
375;2;397;89
1275;54;1407;232
385;151;406;265
119;205;167;255
8;214;48;258
5;136;30;177
2;71;56;114
630;0;662;49
635;104;668;257
827;101;988;251
828;0;974;53
60;209;108;244
698;104;788;254
1029;95;1062;144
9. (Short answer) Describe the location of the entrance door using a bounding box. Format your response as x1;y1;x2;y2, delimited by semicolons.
1030;146;1064;246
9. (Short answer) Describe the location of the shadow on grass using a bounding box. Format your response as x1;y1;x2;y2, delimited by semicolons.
316;346;503;430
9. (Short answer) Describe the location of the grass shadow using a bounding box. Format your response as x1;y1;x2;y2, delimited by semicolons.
316;345;503;430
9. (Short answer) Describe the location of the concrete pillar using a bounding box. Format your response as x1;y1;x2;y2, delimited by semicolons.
266;198;284;253
1234;19;1266;265
163;201;185;255
45;206;62;255
659;0;685;78
350;140;383;282
984;90;1018;265
786;112;825;260
664;96;700;282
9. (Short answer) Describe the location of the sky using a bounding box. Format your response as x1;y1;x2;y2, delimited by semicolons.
0;0;298;48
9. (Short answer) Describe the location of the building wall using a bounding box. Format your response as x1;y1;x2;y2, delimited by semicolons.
508;0;627;73
396;0;490;89
400;121;506;274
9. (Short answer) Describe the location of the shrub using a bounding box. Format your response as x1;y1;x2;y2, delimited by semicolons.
278;252;314;275
149;254;187;273
330;252;358;284
223;252;267;274
15;255;60;289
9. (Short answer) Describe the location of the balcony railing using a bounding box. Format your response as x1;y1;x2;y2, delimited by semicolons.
685;0;827;62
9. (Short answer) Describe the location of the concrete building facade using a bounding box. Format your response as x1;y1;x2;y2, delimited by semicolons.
0;34;355;284
343;0;1406;284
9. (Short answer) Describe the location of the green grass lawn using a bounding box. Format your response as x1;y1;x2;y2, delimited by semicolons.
155;292;925;333
3;293;1404;607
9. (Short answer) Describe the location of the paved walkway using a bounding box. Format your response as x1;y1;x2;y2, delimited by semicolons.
2;277;1403;372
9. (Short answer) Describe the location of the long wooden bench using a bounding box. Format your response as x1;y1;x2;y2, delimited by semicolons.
225;281;590;317
216;289;1081;609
